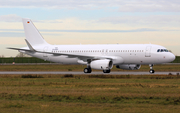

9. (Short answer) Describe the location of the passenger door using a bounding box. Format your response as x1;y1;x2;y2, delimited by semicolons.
145;46;151;57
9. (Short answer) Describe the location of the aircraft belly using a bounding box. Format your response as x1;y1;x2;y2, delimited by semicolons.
25;52;78;64
121;54;141;64
122;54;159;64
49;56;78;64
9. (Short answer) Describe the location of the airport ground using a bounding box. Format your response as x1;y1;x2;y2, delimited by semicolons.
0;64;180;72
0;56;180;64
0;64;180;113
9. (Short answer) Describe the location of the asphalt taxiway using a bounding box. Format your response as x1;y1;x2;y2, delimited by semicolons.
0;71;179;75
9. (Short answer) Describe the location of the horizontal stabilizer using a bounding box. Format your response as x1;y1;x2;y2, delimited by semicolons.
7;47;31;52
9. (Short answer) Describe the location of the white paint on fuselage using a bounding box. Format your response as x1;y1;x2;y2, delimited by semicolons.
23;44;175;65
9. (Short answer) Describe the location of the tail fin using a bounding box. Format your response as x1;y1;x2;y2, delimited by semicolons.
22;18;49;46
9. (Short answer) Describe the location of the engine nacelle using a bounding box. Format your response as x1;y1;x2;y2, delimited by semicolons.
116;64;141;70
90;59;113;70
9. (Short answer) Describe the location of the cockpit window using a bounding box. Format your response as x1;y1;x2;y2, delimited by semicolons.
157;49;169;52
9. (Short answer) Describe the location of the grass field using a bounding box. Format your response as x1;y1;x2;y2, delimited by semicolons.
0;56;180;63
0;74;180;113
0;65;180;113
0;64;180;72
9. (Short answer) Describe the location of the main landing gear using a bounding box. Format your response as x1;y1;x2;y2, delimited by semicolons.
149;64;155;74
84;68;92;73
84;60;92;73
83;59;111;73
84;68;111;73
103;69;111;73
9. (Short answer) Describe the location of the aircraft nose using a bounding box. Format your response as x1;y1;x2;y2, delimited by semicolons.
169;53;175;62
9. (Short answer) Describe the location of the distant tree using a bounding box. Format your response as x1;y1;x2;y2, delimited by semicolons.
16;52;31;57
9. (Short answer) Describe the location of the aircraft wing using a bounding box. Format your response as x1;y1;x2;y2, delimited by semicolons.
7;47;122;64
36;50;116;61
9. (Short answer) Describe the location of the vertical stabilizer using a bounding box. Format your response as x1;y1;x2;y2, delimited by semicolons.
22;18;49;46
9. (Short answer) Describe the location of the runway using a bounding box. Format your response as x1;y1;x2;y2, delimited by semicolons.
0;71;179;75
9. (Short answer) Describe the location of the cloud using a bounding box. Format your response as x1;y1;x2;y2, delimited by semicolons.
0;14;63;23
41;28;158;33
1;16;180;33
0;0;180;12
116;0;180;12
98;15;180;28
0;14;22;22
0;28;159;34
0;32;24;37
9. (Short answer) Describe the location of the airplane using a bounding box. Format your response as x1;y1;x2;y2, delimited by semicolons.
8;18;175;74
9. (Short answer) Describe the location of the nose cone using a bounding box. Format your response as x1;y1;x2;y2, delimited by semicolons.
168;53;176;62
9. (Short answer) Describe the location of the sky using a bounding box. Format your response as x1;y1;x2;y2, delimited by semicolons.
0;0;180;57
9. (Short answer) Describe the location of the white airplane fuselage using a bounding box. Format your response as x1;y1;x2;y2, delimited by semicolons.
8;18;175;73
22;44;175;65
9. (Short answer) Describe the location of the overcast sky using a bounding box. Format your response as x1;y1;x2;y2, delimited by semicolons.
0;0;180;57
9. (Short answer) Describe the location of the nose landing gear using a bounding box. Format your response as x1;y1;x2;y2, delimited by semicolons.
149;64;155;74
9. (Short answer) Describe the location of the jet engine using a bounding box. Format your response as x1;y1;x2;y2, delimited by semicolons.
90;59;113;70
116;64;141;70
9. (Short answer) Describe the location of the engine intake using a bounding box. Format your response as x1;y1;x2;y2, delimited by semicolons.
90;59;113;70
116;64;141;70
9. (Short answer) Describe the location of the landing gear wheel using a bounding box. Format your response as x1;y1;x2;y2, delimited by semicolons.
84;68;92;73
149;69;155;74
88;68;92;73
103;70;111;73
149;64;155;74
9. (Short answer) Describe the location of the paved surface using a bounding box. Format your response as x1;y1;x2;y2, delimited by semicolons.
0;71;179;75
1;63;180;65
